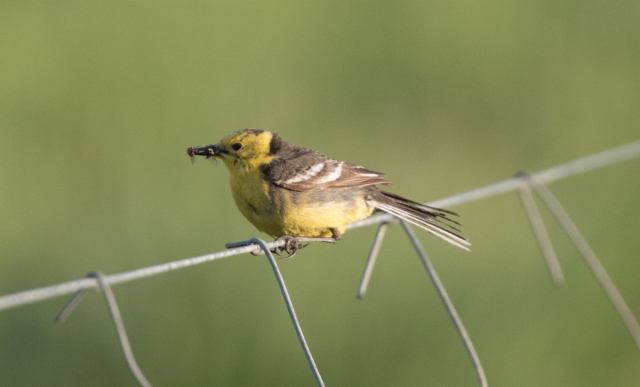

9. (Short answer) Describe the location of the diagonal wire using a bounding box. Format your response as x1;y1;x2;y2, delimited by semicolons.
238;238;325;387
0;241;286;311
357;222;389;299
56;272;153;387
0;140;639;312
348;140;640;230
55;288;89;323
527;177;640;354
400;220;488;387
517;182;565;285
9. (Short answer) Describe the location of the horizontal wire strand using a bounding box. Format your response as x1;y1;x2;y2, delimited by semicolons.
1;140;639;312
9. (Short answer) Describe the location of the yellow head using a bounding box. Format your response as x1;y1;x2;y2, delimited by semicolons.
187;129;278;172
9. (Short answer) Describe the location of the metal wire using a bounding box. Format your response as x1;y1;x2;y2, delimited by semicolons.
527;176;640;353
0;139;638;386
1;140;639;312
400;221;488;387
56;272;153;387
517;182;565;285
1;140;638;312
55;288;89;323
347;140;640;230
240;238;325;387
0;242;282;311
357;222;389;299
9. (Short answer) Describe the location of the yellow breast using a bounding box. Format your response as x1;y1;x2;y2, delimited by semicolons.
228;167;283;236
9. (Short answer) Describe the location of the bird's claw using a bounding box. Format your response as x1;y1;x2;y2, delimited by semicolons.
271;236;309;258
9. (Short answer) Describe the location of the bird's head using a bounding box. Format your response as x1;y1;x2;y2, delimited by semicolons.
187;129;281;171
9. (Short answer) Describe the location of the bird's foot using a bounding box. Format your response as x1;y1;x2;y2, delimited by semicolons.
271;233;341;258
272;236;309;258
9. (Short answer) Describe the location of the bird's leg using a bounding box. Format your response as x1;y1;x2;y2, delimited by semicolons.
331;228;342;242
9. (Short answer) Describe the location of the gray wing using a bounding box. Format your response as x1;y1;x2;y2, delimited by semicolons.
260;143;389;192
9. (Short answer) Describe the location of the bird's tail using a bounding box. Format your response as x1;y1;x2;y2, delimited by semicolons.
370;191;471;251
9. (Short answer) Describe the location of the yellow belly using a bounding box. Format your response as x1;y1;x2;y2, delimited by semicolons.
279;188;374;237
229;171;373;238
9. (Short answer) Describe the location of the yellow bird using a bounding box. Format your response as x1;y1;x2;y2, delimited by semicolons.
188;129;469;256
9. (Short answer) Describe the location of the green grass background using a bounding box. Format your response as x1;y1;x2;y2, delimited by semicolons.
1;1;639;386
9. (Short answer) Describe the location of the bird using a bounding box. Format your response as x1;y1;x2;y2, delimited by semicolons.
187;129;470;257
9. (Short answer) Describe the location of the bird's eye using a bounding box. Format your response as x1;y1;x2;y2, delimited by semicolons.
232;143;242;151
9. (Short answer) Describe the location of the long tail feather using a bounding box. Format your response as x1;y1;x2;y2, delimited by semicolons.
371;191;471;251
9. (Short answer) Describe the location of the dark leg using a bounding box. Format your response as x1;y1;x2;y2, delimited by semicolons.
273;235;302;258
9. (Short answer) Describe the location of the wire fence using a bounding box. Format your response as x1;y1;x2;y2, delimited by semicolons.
1;139;639;387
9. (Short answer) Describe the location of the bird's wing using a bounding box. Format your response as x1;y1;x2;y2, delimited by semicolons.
261;146;389;192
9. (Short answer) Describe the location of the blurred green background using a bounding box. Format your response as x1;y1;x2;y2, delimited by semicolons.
1;1;639;386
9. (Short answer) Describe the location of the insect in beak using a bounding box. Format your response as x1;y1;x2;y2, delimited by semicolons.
187;145;218;165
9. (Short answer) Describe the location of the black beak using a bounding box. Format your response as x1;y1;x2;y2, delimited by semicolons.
187;144;218;164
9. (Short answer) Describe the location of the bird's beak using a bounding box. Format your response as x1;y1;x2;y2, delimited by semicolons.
187;144;219;164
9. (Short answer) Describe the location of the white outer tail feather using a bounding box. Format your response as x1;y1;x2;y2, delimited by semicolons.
373;201;471;251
